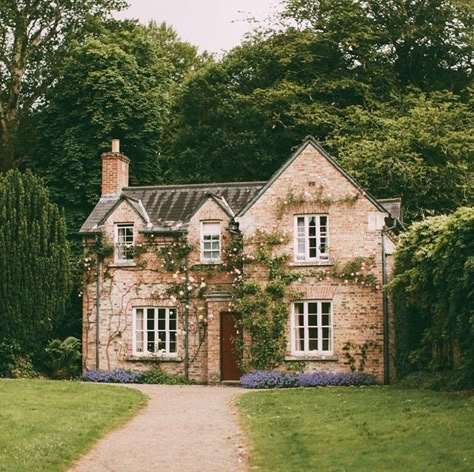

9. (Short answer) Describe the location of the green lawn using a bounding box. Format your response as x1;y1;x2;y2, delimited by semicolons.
0;380;147;472
238;387;474;472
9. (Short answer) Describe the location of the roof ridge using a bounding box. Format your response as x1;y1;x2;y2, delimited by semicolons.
123;181;266;191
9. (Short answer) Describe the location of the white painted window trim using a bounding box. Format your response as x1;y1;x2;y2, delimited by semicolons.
115;223;134;263
294;215;329;262
200;221;222;263
290;300;333;356
132;307;178;357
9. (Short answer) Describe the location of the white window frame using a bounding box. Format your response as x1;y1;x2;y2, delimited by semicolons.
200;221;221;263
115;223;134;262
291;300;333;355
294;214;329;262
132;307;178;357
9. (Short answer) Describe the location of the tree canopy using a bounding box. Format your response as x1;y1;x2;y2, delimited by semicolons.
26;19;207;232
0;0;126;171
166;0;473;221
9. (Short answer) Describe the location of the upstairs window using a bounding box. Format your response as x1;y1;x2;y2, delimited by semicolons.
295;215;329;262
291;301;332;355
134;307;177;356
201;222;221;263
115;223;134;262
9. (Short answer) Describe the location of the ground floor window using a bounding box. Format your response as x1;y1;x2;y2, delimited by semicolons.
133;307;177;355
291;301;332;355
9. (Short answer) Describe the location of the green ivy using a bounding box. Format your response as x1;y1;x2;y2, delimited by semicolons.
390;207;474;387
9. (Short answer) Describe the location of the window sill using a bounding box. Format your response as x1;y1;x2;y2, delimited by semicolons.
285;355;339;362
194;261;222;267
289;261;333;267
125;355;182;363
108;261;137;268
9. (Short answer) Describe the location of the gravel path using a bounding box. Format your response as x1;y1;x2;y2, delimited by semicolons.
69;385;248;472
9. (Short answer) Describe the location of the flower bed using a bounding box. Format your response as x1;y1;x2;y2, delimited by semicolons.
81;367;194;384
240;370;376;389
82;368;142;383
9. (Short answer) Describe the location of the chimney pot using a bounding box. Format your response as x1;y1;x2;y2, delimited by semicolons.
112;139;120;153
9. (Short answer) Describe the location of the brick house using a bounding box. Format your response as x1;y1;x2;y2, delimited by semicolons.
80;137;402;383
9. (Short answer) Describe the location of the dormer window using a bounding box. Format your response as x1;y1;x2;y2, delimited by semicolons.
115;223;134;262
295;215;329;262
201;221;221;263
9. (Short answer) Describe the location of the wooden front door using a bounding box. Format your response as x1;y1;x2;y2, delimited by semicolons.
221;313;242;381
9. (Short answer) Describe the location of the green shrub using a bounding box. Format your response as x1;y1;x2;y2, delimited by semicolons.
44;336;81;379
140;368;195;385
0;340;37;378
397;370;468;391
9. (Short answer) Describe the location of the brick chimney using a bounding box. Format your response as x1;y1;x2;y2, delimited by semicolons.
101;139;130;197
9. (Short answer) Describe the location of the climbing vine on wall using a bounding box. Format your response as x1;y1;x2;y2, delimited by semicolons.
275;187;359;218
225;229;380;371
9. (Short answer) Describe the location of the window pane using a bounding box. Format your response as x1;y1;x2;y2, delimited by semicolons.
136;309;143;330
308;328;318;340
322;314;330;326
298;328;305;350
135;330;143;353
169;317;177;331
308;314;318;326
322;302;331;314
322;339;330;351
309;339;318;350
297;217;305;236
308;303;318;314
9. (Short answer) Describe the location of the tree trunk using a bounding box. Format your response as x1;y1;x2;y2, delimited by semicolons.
0;116;18;172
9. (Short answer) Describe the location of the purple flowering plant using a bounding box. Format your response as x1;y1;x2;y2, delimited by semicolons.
240;370;376;389
82;368;142;383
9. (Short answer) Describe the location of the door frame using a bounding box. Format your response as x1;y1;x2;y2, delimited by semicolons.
220;312;242;381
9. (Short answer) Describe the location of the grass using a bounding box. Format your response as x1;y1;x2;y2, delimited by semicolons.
0;379;147;472
238;387;474;472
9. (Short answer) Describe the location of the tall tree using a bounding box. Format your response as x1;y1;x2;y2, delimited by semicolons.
0;169;71;354
0;0;126;172
26;20;206;232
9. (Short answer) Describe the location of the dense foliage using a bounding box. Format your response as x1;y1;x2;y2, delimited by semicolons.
391;207;474;386
0;0;126;171
0;170;71;356
26;20;206;233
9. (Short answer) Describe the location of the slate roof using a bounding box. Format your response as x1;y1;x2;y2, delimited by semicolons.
79;182;265;234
